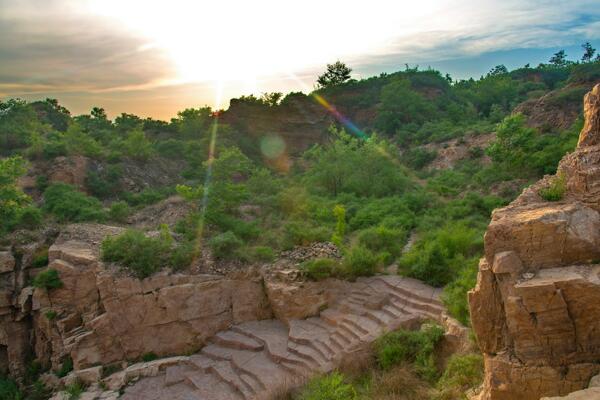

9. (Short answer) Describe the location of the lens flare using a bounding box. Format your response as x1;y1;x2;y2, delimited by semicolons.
260;135;286;159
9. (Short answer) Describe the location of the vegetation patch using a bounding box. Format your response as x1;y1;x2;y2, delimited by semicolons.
539;173;567;201
101;226;194;278
32;268;63;290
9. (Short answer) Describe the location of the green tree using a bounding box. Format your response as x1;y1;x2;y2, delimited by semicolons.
122;128;154;161
260;92;283;106
486;114;536;172
172;107;212;138
582;42;596;63
549;50;567;66
316;61;352;88
487;64;508;76
376;79;434;134
331;204;346;246
0;156;31;233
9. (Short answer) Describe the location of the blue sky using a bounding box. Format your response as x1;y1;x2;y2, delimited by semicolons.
0;0;599;119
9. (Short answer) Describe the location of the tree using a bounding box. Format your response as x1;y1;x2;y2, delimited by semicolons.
487;65;508;77
582;42;596;63
316;61;352;88
260;92;283;106
549;50;567;66
0;156;32;233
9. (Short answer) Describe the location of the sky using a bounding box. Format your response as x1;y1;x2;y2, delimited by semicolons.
1;0;599;120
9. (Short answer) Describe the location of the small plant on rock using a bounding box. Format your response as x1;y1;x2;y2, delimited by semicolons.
539;172;566;201
32;268;63;290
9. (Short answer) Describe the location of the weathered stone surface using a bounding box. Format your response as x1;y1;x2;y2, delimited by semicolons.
0;251;15;273
577;84;600;147
470;84;600;400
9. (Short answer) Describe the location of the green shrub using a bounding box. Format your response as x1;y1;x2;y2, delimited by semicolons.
249;246;275;262
331;204;346;246
539;173;566;201
399;223;481;287
141;352;158;362
0;375;22;400
439;353;483;389
101;228;187;278
301;258;343;280
64;379;85;399
32;269;63;290
435;354;483;399
43;183;105;222
343;245;380;277
442;258;479;325
282;221;330;249
44;309;58;320
298;372;356;400
31;247;49;268
208;231;244;260
358;226;406;265
375;324;445;382
170;241;196;270
15;206;43;229
55;357;73;378
108;201;130;223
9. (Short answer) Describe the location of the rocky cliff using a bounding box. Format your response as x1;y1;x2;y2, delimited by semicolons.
469;84;600;400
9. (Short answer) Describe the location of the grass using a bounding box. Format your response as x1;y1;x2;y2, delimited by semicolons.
539;172;566;201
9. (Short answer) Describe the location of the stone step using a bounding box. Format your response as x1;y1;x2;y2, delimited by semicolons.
211;330;264;351
342;313;383;339
369;276;444;307
389;294;444;317
231;321;313;371
366;278;444;314
209;360;255;399
184;370;243;400
202;342;290;393
390;299;441;321
288;320;335;361
288;341;327;370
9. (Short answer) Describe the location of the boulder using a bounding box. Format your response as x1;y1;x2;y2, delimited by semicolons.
470;84;600;400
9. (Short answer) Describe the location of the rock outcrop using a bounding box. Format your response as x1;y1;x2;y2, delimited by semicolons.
469;84;600;400
64;275;445;400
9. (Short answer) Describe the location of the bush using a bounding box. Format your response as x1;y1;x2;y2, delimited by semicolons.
358;226;406;265
399;223;482;287
375;324;445;382
101;227;188;278
108;201;130;223
141;352;158;362
15;206;43;229
31;247;49;268
301;258;343;280
64;379;85;400
208;231;244;260
55;357;73;378
282;221;331;249
249;246;275;263
442;259;479;325
0;375;22;400
32;268;63;290
343;245;380;277
435;354;483;400
298;372;356;400
539;173;566;201
43;183;105;222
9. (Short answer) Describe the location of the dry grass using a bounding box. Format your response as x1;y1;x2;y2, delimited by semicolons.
368;365;433;400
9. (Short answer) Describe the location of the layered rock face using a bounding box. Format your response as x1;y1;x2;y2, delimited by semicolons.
29;225;273;372
469;84;600;400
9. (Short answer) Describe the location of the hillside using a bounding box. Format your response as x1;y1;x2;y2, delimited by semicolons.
0;60;599;399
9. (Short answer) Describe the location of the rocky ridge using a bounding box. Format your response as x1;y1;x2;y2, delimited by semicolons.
0;221;458;400
469;84;600;400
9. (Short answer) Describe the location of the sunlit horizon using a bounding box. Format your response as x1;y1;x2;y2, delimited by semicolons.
1;0;599;118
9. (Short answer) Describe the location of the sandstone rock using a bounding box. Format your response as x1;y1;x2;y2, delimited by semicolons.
577;84;600;147
470;84;600;399
542;387;600;399
48;155;89;190
0;251;15;273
